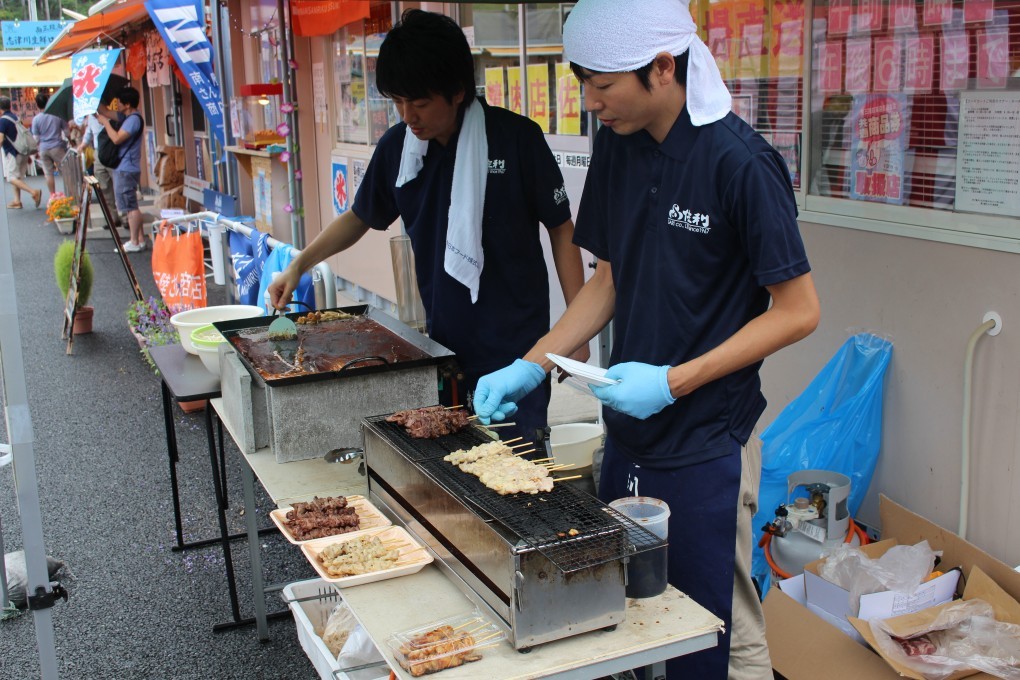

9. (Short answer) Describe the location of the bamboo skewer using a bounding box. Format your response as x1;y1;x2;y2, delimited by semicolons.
485;422;517;429
554;475;583;482
511;448;537;456
451;617;484;632
528;457;554;464
474;631;503;644
501;436;524;445
444;404;465;410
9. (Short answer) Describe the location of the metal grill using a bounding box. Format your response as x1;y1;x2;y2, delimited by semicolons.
366;415;664;573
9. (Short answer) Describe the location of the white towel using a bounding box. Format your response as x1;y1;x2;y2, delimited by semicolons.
394;98;488;302
563;0;731;127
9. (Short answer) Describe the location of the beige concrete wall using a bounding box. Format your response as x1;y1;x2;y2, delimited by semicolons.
759;221;1020;568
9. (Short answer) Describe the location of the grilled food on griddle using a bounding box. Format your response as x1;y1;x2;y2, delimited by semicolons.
387;407;471;438
446;443;554;495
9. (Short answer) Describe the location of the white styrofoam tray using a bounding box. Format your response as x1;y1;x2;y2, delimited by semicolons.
271;495;393;545
300;526;433;586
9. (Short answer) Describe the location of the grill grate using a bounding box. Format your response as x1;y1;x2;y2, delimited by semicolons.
366;415;664;573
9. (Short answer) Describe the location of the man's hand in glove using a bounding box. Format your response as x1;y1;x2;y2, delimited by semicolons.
473;359;547;425
589;362;676;419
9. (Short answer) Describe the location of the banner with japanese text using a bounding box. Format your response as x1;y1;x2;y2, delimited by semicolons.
146;0;225;146
484;67;505;108
1;20;69;50
555;63;581;136
849;95;910;205
527;64;550;133
507;67;522;116
72;49;123;120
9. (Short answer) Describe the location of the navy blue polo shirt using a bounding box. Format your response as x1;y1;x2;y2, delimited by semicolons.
353;98;572;376
0;112;18;156
574;108;810;469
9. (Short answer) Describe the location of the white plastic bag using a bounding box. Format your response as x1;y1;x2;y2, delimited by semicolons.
819;541;938;614
322;601;358;657
869;599;1020;680
338;624;389;680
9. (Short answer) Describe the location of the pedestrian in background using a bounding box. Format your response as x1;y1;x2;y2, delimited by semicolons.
31;91;68;202
0;96;41;209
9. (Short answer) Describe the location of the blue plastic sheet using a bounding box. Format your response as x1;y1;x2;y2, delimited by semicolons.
227;229;313;312
255;243;314;315
753;332;894;595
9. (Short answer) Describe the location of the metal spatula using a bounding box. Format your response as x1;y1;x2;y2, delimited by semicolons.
267;308;298;340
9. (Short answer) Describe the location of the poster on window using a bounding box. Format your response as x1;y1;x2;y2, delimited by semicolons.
350;158;367;204
331;157;349;216
506;67;522;116
849;94;909;204
252;156;273;232
923;0;953;26
904;35;935;93
731;94;756;127
485;67;505;108
955;92;1020;217
527;64;550;133
555;63;581;136
940;31;969;92
873;39;903;92
965;0;994;23
977;29;1009;88
769;132;802;188
845;38;872;94
854;0;884;32
817;41;843;94
828;0;852;36
889;0;917;29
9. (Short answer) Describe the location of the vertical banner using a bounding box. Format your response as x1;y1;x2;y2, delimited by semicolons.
555;63;581;136
72;49;123;120
331;157;349;216
850;95;909;204
845;38;872;95
145;29;171;87
904;35;935;94
817;41;843;94
506;67;522;116
485;67;506;108
873;39;903;92
146;0;225;147
527;64;550;133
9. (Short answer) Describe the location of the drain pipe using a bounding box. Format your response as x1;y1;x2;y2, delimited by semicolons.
960;312;1001;540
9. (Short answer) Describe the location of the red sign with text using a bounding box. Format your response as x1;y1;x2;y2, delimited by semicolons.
846;38;872;94
874;39;903;92
904;35;935;93
818;41;843;94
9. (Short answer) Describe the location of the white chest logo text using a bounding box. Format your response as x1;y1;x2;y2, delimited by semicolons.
488;159;506;174
667;205;711;234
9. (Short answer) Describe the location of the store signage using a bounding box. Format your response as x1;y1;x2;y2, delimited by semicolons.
332;158;349;216
507;67;522;116
485;67;505;108
940;31;969;92
964;0;995;23
923;0;953;26
146;0;225;147
845;38;871;95
183;175;209;203
849;95;909;205
1;20;68;50
955;92;1020;217
203;189;237;216
854;0;884;32
72;49;123;120
528;64;550;134
889;0;917;29
817;42;843;94
976;29;1009;89
904;35;935;94
828;0;852;36
873;39;903;92
555;64;581;136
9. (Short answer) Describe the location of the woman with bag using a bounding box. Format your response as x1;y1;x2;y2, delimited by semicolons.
0;95;42;209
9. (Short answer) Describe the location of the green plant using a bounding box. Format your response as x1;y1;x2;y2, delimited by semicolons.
54;240;93;309
127;297;180;373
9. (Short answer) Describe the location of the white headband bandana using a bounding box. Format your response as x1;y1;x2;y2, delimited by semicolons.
563;0;731;127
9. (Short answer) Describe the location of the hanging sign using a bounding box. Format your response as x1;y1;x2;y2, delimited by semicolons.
507;67;522;115
849;94;909;205
146;0;226;147
331;157;349;216
72;49;123;120
145;30;171;87
1;20;69;50
527;64;550;133
485;67;505;108
555;63;581;136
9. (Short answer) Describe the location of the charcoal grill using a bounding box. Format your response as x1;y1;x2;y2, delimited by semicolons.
363;415;664;650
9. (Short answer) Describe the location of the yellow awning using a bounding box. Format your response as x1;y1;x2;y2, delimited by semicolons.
484;45;563;57
35;0;149;66
0;56;73;87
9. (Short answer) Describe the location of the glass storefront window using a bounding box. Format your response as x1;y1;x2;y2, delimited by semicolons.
332;6;397;146
808;0;1020;213
699;0;806;188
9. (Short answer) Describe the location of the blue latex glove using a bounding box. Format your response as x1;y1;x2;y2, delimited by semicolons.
473;359;547;425
590;362;676;419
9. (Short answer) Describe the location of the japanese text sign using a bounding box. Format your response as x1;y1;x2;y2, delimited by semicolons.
72;49;122;120
850;94;909;205
1;20;69;50
555;63;581;136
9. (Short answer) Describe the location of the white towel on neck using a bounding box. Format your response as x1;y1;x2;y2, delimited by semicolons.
395;128;428;187
563;0;731;127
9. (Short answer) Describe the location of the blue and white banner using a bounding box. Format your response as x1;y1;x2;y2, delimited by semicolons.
145;0;225;147
72;48;122;120
1;20;70;50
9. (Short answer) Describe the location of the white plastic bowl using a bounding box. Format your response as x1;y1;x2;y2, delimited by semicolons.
194;343;222;377
550;423;604;478
170;304;264;354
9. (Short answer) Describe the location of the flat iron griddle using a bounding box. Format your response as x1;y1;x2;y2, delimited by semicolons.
365;414;663;573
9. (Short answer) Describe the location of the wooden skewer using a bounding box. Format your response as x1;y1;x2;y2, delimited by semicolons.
467;415;479;420
444;404;465;410
501;436;524;445
507;441;532;449
474;631;503;644
451;617;484;631
471;642;504;652
554;475;583;482
485;422;517;429
512;448;537;456
465;623;489;635
528;457;554;464
546;464;575;471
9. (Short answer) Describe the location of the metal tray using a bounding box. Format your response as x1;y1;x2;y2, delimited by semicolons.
213;305;454;387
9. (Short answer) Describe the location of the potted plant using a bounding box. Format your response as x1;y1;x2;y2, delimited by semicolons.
54;240;94;334
46;193;79;235
126;297;204;413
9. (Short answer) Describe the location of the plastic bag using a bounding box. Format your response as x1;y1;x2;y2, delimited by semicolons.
338;624;389;680
322;600;359;657
869;599;1020;680
753;332;893;594
4;551;66;609
819;541;939;614
152;222;207;313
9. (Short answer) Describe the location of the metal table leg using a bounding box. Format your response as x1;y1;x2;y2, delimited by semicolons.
206;405;243;625
244;458;269;640
161;380;188;551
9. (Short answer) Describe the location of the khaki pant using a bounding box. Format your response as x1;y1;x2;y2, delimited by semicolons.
729;434;773;680
93;156;122;226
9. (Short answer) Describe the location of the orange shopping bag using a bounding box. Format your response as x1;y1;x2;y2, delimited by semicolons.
151;221;207;313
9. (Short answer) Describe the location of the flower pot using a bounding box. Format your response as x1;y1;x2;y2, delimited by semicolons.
53;217;76;234
178;399;207;414
72;305;94;335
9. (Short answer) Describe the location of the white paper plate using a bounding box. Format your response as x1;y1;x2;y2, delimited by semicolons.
545;353;620;386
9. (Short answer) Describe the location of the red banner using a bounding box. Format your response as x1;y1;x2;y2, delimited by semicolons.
291;0;371;37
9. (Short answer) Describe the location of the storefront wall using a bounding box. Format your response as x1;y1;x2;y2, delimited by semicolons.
228;1;1020;568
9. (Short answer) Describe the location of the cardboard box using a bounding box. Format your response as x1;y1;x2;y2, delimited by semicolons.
765;495;1020;680
801;538;960;642
849;566;1020;680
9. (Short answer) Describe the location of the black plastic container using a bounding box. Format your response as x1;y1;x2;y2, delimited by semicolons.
625;542;668;598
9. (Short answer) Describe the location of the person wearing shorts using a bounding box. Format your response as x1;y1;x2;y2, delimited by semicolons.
79;113;123;229
98;86;145;252
0;96;41;209
31;92;68;202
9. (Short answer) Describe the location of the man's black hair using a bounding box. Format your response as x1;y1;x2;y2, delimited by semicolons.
35;92;49;109
0;96;11;112
375;9;475;111
570;51;689;90
118;86;140;109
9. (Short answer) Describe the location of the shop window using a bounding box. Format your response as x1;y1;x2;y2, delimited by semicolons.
332;5;397;146
699;0;806;189
808;0;1020;219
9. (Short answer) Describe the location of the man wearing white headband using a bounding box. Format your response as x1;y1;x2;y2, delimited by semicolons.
270;10;587;444
475;1;819;678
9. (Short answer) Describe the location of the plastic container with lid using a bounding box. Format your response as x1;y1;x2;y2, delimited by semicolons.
191;323;228;376
610;496;671;598
387;610;505;676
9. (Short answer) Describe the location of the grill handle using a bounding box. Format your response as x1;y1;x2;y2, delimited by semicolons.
337;356;389;373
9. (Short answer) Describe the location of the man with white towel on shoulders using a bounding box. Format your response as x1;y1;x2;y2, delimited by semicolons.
269;9;587;444
473;0;820;677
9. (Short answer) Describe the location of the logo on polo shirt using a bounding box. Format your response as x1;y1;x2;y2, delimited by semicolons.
488;159;506;174
667;204;711;234
553;185;568;205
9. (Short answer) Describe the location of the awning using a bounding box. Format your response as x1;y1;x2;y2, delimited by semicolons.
34;0;149;66
484;45;563;57
0;55;74;87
